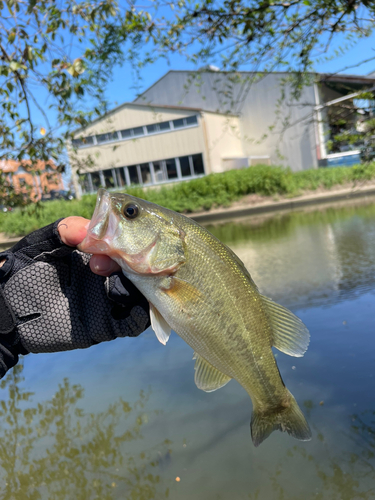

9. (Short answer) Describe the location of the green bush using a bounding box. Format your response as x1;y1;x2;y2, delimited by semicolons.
1;163;375;236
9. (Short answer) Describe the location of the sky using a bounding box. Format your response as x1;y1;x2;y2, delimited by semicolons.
104;35;375;108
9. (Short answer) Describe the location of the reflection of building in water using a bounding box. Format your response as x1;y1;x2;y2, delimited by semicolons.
0;364;171;500
231;224;342;309
216;207;375;309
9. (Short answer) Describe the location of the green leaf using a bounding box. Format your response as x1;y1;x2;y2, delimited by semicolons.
8;31;16;43
9;61;27;71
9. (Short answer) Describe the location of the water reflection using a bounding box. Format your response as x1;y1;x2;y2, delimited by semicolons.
207;201;375;309
0;364;171;500
247;401;375;500
3;199;375;499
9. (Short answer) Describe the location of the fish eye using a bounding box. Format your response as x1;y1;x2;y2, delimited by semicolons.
123;203;139;219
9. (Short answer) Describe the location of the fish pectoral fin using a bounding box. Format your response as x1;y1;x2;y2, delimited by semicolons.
162;277;204;303
193;353;231;392
261;294;310;357
149;302;171;345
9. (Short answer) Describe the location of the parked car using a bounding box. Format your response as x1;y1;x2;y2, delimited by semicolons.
0;204;13;213
41;190;75;202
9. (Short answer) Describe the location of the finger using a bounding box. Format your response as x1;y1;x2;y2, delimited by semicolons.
90;254;121;276
58;217;90;247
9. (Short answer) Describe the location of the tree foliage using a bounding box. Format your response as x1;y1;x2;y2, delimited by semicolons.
0;0;153;173
0;363;171;499
1;0;375;206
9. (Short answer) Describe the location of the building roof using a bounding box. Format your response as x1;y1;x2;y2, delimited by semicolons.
318;73;375;85
135;69;375;101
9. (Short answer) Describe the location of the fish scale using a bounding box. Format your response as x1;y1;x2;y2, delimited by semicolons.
79;188;312;447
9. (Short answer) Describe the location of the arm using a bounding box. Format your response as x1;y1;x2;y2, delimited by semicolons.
0;217;150;378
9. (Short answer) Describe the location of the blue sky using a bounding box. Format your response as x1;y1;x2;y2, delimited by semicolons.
105;34;375;107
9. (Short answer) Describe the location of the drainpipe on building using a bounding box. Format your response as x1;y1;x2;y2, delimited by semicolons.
200;113;212;175
314;82;327;161
71;166;82;200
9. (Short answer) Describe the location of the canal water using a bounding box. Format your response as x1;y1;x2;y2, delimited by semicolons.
1;200;375;499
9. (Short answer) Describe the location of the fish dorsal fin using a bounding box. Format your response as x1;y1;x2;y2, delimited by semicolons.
193;353;231;392
149;303;171;345
261;295;310;357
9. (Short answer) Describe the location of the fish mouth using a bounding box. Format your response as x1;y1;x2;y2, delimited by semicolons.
78;188;116;255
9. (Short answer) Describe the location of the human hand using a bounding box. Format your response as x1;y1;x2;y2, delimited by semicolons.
57;216;121;277
0;218;150;378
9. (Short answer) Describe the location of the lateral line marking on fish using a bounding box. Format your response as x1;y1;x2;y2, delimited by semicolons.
194;238;268;387
203;248;275;401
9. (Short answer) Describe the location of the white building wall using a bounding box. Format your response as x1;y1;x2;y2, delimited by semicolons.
72;105;247;178
136;71;319;171
74;126;207;172
201;113;243;173
78;104;198;136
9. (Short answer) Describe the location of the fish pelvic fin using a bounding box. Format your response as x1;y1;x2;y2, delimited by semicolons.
261;294;310;357
193;353;232;392
251;391;311;447
149;303;171;345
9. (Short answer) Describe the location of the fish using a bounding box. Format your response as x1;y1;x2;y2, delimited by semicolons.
79;188;311;447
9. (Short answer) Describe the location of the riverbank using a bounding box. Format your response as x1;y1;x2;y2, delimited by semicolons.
2;180;375;249
190;180;375;223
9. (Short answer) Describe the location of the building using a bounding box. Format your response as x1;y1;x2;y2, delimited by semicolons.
0;160;64;202
71;70;375;194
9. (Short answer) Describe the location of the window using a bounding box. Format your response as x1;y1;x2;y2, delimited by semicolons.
179;156;191;177
165;158;178;179
72;136;94;147
83;136;94;146
146;124;157;134
103;169;116;188
132;127;144;137
73;115;198;148
75;152;204;193
121;129;132;139
152;161;165;182
159;121;171;131
192;154;204;175
173;118;184;129
116;167;126;187
140;163;152;184
186;115;198;126
96;132;118;144
127;165;139;184
91;172;102;190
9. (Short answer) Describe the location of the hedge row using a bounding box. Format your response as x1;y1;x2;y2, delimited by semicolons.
1;163;374;236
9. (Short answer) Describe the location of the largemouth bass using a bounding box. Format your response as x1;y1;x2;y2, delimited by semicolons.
80;189;311;446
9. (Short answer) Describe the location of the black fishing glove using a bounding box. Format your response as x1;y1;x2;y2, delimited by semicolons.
0;219;150;379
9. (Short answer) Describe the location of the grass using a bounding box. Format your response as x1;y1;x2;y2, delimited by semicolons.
1;162;375;237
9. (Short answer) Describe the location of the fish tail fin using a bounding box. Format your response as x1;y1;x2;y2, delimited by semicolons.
251;391;311;447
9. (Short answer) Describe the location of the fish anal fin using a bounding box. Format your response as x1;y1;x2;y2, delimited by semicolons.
149;302;171;345
193;352;231;392
261;295;310;357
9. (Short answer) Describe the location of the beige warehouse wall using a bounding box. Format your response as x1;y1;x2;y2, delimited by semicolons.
74;126;207;172
76;105;199;137
201;113;244;173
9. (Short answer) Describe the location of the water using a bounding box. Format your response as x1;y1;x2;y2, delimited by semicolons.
2;200;375;499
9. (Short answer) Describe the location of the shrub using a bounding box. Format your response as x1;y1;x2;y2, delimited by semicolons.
1;163;374;236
